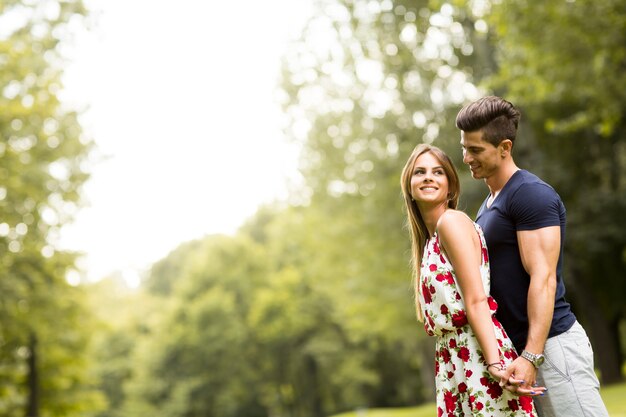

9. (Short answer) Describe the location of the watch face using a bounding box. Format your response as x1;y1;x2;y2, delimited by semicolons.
535;355;545;367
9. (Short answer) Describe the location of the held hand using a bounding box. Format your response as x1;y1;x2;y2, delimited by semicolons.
505;357;537;388
487;364;508;382
500;358;546;397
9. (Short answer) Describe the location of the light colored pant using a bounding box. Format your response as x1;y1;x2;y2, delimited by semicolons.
534;320;609;417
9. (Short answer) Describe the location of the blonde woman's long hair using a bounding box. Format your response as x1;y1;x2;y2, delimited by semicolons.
400;144;460;321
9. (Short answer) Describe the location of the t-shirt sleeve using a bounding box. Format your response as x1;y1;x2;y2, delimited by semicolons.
509;182;562;230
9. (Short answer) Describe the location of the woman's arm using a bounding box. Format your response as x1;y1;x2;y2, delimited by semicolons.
437;211;503;369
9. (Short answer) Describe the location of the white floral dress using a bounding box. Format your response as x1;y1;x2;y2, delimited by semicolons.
419;223;537;417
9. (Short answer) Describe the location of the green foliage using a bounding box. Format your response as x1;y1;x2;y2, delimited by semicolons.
0;0;104;415
85;276;155;417
107;204;426;417
122;234;270;417
487;0;626;138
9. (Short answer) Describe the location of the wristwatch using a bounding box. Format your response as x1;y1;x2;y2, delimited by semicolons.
521;350;545;368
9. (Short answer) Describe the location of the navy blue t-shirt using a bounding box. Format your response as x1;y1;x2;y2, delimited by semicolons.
476;170;576;352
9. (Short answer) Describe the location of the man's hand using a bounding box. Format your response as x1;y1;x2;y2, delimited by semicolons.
500;357;545;396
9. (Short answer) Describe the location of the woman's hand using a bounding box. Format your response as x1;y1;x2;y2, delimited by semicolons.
487;363;508;382
489;363;547;396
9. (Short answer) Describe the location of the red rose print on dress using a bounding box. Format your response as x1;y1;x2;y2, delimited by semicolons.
457;346;470;362
443;390;457;413
426;315;436;334
451;310;467;328
440;348;451;364
519;396;534;413
422;282;432;304
486;380;503;399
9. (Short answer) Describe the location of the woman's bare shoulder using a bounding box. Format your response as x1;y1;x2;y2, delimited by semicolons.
437;209;474;233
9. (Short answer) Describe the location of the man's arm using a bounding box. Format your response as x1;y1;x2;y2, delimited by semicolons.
504;226;559;389
519;226;560;354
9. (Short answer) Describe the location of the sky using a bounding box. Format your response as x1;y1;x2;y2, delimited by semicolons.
59;0;312;286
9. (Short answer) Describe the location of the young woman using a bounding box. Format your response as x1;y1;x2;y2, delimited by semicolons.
401;144;544;416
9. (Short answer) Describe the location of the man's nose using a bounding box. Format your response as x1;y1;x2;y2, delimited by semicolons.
463;151;472;164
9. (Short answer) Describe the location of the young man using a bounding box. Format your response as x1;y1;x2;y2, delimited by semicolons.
455;96;608;417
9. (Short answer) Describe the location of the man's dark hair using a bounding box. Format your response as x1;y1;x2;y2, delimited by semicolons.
455;96;521;147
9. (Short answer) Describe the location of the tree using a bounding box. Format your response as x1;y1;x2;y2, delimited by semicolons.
278;0;494;403
0;0;104;414
123;234;270;417
244;205;425;414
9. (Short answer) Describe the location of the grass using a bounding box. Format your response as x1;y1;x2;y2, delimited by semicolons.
600;381;626;417
330;380;626;417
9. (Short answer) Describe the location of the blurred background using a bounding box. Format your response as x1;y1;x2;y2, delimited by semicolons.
1;0;625;416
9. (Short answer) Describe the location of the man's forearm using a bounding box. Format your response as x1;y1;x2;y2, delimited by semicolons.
525;274;556;353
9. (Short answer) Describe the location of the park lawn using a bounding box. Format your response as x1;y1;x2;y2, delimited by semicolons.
601;381;626;417
330;380;626;417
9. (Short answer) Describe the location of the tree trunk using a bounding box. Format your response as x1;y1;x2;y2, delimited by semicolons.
420;338;436;402
26;333;39;417
567;271;623;384
304;354;324;417
585;313;623;385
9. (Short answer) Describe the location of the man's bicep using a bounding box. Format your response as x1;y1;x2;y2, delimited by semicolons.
517;227;560;278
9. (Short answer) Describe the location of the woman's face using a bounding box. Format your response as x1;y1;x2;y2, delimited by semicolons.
410;152;449;206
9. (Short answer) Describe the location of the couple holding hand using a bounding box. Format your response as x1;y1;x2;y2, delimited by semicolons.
401;96;608;417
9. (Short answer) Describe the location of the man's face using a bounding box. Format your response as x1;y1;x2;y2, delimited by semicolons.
460;130;501;180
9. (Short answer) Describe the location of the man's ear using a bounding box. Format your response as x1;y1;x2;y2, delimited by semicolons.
499;139;513;156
